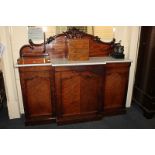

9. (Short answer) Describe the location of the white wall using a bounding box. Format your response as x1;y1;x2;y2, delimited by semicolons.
10;27;29;114
94;26;113;42
114;26;133;59
0;26;140;119
0;27;21;119
114;26;141;107
126;27;141;107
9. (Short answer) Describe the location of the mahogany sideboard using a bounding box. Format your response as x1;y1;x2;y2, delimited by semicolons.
16;28;131;125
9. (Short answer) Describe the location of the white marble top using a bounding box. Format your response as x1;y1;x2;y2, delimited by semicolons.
14;63;51;67
51;57;132;67
15;57;132;67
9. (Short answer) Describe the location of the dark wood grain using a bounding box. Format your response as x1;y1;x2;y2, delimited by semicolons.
54;65;104;124
103;63;131;114
19;66;55;125
67;39;89;61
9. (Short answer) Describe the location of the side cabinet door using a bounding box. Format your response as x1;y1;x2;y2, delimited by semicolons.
104;63;130;113
55;65;104;124
19;67;54;124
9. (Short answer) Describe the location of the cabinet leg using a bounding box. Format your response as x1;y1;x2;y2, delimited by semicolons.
143;111;154;119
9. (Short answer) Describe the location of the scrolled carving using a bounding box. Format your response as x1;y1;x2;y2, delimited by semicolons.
47;36;55;44
63;27;115;45
19;27;116;58
29;39;44;47
63;27;86;39
94;36;101;42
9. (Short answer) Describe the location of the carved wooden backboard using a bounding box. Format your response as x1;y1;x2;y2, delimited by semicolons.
19;27;115;59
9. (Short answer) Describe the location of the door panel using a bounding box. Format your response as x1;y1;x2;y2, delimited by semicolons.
25;76;52;117
55;65;104;124
80;71;103;113
61;72;81;116
104;63;130;111
19;67;54;124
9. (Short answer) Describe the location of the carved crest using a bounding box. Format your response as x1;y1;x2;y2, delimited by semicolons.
63;27;86;39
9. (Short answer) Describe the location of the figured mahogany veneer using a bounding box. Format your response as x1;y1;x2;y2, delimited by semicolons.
104;63;131;115
18;28;131;125
54;65;104;124
19;66;55;125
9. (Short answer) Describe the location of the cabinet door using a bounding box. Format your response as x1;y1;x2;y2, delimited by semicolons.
19;66;54;125
104;63;130;114
55;65;104;124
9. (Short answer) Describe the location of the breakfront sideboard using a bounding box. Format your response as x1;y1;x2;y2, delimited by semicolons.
17;28;131;125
